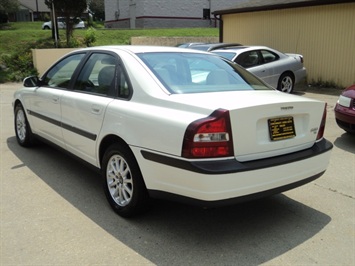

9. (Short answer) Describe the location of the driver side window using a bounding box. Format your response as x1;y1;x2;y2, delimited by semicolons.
43;53;85;89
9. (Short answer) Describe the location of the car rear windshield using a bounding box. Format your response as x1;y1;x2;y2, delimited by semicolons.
137;52;272;94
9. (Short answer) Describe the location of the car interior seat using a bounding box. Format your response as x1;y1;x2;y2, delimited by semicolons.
98;66;115;94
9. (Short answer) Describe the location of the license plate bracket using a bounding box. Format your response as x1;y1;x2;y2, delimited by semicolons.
268;117;296;141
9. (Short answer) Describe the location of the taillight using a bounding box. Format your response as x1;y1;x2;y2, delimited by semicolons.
182;109;234;158
316;103;327;140
299;55;304;64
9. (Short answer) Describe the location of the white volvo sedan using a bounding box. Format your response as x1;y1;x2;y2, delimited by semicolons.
13;46;333;217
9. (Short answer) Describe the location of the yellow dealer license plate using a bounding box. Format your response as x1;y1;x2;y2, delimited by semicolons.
268;117;296;141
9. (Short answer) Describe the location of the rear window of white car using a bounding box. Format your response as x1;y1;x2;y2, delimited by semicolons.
137;52;272;94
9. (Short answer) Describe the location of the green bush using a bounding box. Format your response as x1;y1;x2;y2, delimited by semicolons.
0;50;38;82
67;37;81;48
84;27;97;47
0;38;55;82
0;36;86;82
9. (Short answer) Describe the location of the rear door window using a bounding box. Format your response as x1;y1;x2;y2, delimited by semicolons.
260;50;279;63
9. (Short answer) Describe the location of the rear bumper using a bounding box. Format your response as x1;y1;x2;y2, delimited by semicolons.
294;67;307;84
137;138;332;204
334;104;355;133
149;172;324;208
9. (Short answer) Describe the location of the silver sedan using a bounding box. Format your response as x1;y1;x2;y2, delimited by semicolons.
212;46;306;93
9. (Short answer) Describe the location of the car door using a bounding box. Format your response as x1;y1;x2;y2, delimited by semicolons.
28;53;86;148
235;50;268;80
60;52;119;165
257;49;281;88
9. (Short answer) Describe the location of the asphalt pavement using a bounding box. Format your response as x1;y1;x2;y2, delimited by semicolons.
1;83;354;265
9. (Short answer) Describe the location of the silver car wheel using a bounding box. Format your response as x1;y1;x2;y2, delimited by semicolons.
106;154;133;207
280;75;294;93
16;108;27;142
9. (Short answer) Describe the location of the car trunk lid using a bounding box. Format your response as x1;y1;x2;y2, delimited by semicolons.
169;90;325;161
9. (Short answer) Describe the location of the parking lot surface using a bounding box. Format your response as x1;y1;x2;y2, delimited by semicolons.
1;83;354;265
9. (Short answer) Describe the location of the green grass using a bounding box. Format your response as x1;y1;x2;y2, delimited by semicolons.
0;22;218;82
0;22;218;55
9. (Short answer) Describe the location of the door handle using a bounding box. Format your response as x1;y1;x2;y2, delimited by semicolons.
52;97;59;103
91;104;102;114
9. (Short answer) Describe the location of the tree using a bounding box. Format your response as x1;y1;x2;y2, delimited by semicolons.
89;0;105;21
0;0;18;12
45;0;87;46
0;0;19;23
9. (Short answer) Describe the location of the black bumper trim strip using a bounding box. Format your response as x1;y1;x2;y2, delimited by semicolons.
141;138;333;175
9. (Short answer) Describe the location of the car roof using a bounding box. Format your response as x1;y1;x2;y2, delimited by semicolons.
212;45;285;55
188;43;243;51
74;45;213;55
176;42;205;48
213;46;270;52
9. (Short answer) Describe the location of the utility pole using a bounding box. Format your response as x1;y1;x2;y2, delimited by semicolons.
35;0;39;20
51;1;59;47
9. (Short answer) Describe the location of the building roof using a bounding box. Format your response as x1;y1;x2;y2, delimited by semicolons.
213;0;354;15
19;0;50;12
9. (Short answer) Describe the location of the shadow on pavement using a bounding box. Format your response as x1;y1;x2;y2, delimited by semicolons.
7;136;331;265
333;132;355;153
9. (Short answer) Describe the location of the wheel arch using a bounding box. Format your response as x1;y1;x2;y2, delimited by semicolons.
13;99;23;112
13;99;22;110
280;71;295;82
98;134;131;168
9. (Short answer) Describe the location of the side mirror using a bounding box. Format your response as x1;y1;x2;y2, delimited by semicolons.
23;76;39;87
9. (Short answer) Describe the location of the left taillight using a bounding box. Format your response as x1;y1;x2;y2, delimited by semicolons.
316;103;327;141
182;109;234;158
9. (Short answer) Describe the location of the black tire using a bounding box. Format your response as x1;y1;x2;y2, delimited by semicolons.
277;73;294;93
14;104;35;147
101;143;149;217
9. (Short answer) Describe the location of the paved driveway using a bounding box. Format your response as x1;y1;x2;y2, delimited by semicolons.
1;83;354;265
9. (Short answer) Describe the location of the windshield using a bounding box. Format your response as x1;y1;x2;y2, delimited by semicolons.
137;52;272;94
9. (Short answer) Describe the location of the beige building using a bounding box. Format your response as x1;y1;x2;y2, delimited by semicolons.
213;0;355;88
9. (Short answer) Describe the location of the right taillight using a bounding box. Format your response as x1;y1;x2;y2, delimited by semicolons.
299;55;304;64
182;109;234;159
316;103;327;140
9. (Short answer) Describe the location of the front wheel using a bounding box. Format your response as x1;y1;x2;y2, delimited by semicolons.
277;73;294;93
102;144;148;217
14;104;35;147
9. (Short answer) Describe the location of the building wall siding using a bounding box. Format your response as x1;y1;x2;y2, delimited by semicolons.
222;3;355;87
105;0;235;29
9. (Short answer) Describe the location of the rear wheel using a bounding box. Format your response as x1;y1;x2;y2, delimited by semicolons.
14;104;35;147
102;143;148;217
277;73;294;93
